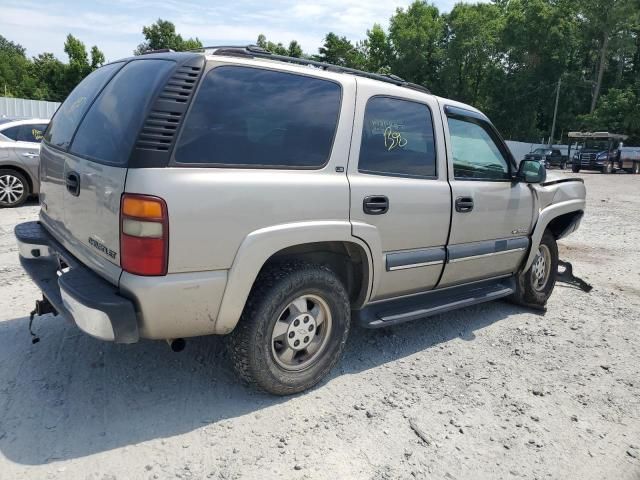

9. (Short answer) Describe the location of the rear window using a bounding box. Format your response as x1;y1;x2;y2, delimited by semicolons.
70;59;175;165
44;62;123;149
174;66;342;168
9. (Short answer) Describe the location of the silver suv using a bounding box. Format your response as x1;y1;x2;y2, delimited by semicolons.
0;118;49;207
15;47;586;395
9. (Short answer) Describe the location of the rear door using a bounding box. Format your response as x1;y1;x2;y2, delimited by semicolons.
439;105;534;288
348;81;451;301
12;123;48;187
40;59;177;284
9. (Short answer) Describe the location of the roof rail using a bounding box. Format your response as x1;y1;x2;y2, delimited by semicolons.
193;45;431;94
139;48;175;55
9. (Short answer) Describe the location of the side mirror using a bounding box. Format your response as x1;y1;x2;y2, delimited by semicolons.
517;159;547;184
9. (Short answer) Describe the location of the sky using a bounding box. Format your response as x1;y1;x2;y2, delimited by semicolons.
1;0;466;62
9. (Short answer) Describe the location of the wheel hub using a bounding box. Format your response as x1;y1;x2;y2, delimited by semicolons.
0;175;24;205
286;313;317;351
271;294;332;371
531;245;551;292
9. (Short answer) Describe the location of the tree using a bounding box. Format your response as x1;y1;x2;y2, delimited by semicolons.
135;19;202;54
362;24;393;73
287;40;303;58
316;32;366;68
388;1;446;89
256;34;301;56
579;84;640;142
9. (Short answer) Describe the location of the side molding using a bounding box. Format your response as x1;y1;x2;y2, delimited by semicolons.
215;221;375;334
523;198;586;271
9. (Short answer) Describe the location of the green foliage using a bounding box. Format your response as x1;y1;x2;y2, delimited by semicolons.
134;19;202;54
316;33;366;68
2;3;639;142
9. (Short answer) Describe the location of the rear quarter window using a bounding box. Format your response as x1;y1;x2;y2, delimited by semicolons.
70;59;175;165
174;66;342;168
44;62;123;150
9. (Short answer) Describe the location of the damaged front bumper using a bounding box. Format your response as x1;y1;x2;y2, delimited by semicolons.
14;221;139;343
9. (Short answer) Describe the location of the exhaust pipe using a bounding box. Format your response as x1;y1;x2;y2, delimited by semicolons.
166;338;186;352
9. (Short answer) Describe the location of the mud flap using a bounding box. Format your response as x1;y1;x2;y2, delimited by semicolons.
557;260;593;293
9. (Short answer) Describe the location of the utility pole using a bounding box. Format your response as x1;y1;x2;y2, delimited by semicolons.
550;75;562;146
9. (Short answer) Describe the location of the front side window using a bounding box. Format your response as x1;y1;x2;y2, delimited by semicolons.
448;117;510;180
174;66;342;168
358;97;436;178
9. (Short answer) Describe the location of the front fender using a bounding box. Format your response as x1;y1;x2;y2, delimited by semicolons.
214;221;375;334
523;198;585;271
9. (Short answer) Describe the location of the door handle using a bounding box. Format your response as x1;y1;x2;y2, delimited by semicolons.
66;172;80;196
455;196;474;213
363;195;389;215
22;152;39;158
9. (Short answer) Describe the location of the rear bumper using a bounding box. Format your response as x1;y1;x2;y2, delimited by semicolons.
15;221;139;343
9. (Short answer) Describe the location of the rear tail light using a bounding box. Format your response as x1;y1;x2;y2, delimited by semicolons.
120;194;168;276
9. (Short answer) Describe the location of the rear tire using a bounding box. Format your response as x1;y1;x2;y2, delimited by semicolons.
572;164;580;173
634;162;640;174
511;231;558;309
0;169;30;208
228;262;351;395
560;161;566;170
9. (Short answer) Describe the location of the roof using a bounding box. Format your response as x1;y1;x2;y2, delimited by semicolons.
568;131;628;140
197;45;431;95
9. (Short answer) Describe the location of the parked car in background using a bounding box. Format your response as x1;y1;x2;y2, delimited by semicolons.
523;147;568;169
0;118;49;207
568;131;639;174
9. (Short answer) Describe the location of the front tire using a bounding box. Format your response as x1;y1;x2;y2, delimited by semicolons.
0;169;30;208
511;231;558;309
572;164;580;173
602;162;613;174
228;263;351;395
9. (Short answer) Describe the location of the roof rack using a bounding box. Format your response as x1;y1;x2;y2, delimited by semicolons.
139;48;175;55
193;45;431;94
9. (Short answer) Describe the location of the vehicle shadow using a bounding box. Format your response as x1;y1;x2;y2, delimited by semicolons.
0;300;525;465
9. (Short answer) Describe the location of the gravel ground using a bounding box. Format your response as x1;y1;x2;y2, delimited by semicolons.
0;172;638;480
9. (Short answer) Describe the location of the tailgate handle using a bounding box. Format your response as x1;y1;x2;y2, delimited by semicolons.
66;172;80;196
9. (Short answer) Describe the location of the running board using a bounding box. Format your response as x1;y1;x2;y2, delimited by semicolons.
355;277;516;328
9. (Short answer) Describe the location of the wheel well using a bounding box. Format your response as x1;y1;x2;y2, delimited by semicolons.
260;241;370;308
0;165;34;193
546;211;583;240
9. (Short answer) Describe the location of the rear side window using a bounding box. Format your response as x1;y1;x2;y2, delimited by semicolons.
18;124;47;142
70;60;175;165
44;62;123;149
358;97;436;178
175;66;342;168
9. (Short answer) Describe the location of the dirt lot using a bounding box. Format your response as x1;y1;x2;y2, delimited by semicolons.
0;172;638;480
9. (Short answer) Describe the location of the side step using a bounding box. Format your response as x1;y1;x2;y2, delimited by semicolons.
355;277;516;328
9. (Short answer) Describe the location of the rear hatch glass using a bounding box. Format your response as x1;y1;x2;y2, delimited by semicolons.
40;59;175;284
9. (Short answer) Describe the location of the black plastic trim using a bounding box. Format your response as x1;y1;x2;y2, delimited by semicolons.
15;221;139;343
386;247;446;271
448;237;529;261
356;276;515;328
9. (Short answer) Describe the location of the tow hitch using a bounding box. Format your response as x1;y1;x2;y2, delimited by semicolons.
28;297;57;344
557;260;593;293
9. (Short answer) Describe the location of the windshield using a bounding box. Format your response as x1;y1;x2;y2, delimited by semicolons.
583;139;609;151
532;148;552;155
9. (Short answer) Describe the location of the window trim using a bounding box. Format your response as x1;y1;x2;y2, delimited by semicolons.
170;64;344;170
357;94;438;180
444;105;516;182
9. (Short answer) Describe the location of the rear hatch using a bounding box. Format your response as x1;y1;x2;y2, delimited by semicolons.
39;54;203;284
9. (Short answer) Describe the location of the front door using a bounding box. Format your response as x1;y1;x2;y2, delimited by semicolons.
348;82;451;301
439;105;534;288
